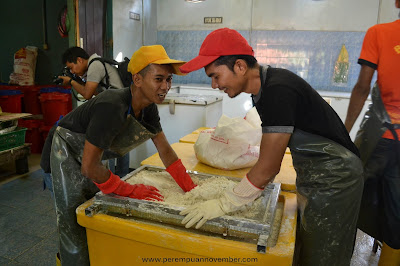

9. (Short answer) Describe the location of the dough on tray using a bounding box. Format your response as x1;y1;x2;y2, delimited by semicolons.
126;170;264;219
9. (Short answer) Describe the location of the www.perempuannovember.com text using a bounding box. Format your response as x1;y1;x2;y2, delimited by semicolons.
141;257;258;263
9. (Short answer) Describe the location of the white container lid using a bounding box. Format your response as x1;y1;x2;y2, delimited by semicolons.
162;93;223;105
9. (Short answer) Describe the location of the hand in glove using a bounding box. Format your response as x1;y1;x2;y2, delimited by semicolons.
180;175;262;229
95;170;163;201
166;159;197;192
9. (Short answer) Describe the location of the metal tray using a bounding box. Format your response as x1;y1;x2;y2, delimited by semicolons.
85;165;281;253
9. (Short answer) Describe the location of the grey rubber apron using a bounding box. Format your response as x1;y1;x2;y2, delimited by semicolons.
289;130;364;266
354;83;400;247
50;110;156;266
354;83;392;165
258;65;363;265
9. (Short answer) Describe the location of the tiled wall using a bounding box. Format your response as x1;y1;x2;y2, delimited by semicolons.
158;30;372;92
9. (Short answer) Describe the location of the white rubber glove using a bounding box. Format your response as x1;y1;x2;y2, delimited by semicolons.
180;175;263;229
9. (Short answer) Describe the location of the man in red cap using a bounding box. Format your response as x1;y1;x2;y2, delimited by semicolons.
179;28;364;265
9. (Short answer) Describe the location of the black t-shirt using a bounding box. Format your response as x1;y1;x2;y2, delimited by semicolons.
253;67;359;157
40;87;162;172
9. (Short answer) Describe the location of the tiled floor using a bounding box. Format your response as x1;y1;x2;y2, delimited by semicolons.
0;154;381;265
0;154;58;265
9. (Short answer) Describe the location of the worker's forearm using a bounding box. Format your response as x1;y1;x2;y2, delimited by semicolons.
70;80;92;100
152;132;179;167
159;146;179;168
247;161;278;189
81;162;110;183
80;140;111;183
345;64;374;132
344;83;370;132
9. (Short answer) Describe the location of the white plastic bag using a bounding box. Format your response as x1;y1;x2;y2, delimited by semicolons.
244;106;262;129
9;46;38;86
194;108;262;170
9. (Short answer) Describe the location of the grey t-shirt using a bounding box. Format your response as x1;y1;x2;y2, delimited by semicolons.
86;54;124;93
40;87;163;173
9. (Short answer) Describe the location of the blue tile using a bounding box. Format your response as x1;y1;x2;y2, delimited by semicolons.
5;259;25;265
14;231;59;266
353;32;366;47
0;208;38;237
0;231;43;260
0;204;15;216
0;256;12;265
157;30;367;88
19;194;55;215
0;188;37;209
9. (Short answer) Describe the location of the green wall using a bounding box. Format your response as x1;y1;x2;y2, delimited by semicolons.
0;0;70;84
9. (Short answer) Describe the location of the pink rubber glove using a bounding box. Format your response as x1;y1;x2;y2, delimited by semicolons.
166;159;197;192
95;170;163;201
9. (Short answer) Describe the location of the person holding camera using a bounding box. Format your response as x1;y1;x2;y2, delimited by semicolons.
56;47;129;178
58;46;124;99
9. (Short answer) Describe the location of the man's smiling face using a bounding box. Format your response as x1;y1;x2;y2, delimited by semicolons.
205;61;246;98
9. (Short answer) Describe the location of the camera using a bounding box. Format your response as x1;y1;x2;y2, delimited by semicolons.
53;67;84;85
53;66;73;85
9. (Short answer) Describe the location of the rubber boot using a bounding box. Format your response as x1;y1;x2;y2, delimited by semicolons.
56;252;61;266
378;242;400;266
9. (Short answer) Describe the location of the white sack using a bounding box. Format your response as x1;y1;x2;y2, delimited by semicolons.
194;108;262;170
9;46;38;86
244;106;262;128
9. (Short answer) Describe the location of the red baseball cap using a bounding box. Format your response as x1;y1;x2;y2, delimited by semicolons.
179;28;254;73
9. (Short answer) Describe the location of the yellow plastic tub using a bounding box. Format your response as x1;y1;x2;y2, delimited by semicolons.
77;192;297;266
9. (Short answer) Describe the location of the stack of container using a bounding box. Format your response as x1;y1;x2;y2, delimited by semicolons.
0;86;24;113
39;86;72;145
15;85;43;153
17;119;44;153
0;84;72;153
39;86;72;126
21;85;42;115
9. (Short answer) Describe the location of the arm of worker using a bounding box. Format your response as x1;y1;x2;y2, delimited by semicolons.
180;132;291;229
344;65;375;132
58;76;98;100
152;131;197;192
81;140;163;201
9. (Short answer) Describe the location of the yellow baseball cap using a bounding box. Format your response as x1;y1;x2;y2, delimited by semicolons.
128;45;186;75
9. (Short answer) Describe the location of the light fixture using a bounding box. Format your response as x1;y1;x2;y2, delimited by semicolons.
185;0;205;3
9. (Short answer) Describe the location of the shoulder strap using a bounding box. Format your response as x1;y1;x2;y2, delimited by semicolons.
88;57;110;89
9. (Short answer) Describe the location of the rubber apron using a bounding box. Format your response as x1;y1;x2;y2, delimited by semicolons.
354;83;392;165
354;82;400;245
50;113;156;266
289;130;364;266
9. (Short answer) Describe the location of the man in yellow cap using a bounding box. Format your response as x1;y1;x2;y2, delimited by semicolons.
43;45;196;265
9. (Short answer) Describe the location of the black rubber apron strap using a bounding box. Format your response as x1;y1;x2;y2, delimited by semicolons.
384;122;400;141
383;122;400;172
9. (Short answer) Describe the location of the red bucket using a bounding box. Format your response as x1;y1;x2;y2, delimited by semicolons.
0;85;20;90
39;87;72;126
19;85;42;114
0;90;23;113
